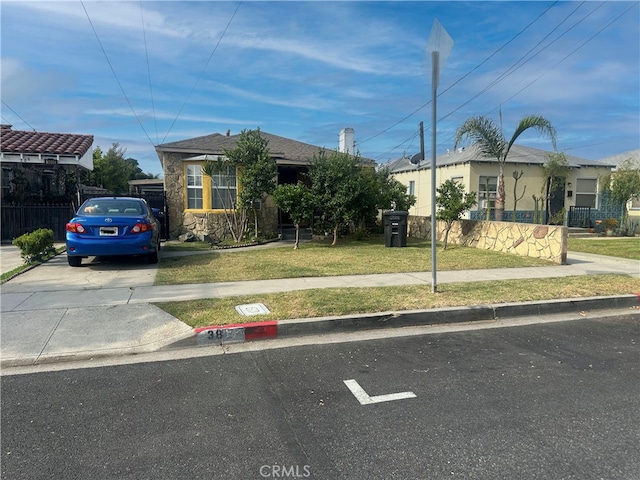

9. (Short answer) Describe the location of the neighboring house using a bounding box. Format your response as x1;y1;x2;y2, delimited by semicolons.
128;178;164;195
0;124;94;204
155;128;357;240
388;143;619;226
597;149;640;224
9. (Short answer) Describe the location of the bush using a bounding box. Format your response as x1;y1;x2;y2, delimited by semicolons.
603;218;619;230
12;228;55;263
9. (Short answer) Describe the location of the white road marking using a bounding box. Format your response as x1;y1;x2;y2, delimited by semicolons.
343;379;416;405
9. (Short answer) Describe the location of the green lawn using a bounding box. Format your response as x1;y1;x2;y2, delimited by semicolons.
155;237;552;285
156;274;640;328
154;235;640;327
567;237;640;260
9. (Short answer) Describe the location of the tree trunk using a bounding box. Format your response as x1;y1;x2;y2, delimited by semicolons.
253;207;259;239
332;225;338;246
443;224;451;250
294;223;300;250
495;166;505;221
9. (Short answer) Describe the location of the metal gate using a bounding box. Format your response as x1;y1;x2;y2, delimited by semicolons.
1;204;75;242
79;192;169;240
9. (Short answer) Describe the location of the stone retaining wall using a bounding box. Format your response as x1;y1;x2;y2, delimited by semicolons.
407;216;567;265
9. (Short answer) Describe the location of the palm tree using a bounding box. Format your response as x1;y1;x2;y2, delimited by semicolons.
454;114;557;221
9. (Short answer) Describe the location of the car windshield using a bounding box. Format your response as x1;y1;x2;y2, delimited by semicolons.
80;200;144;215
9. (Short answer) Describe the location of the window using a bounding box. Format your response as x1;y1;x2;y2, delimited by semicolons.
210;165;237;210
408;180;415;196
451;176;463;184
478;176;497;210
631;195;640;210
1;167;13;198
575;178;597;208
186;164;203;209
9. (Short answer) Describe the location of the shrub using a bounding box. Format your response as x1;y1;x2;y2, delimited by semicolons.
603;218;619;230
12;228;55;263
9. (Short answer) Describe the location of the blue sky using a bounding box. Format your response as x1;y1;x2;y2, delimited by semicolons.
2;1;638;176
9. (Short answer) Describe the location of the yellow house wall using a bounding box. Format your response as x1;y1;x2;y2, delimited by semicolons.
395;162;612;219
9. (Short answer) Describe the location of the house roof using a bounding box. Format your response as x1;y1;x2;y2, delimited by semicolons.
155;130;372;166
387;143;615;174
0;124;94;157
596;148;640;169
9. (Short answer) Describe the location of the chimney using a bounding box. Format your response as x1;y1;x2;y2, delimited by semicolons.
339;128;355;154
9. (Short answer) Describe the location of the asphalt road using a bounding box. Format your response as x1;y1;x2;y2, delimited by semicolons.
2;314;639;480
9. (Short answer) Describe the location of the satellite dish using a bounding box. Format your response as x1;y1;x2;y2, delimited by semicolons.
410;153;423;164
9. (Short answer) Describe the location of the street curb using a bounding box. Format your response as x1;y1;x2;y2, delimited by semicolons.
191;294;640;345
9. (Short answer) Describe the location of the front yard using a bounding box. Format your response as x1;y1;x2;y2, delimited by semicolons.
153;236;640;327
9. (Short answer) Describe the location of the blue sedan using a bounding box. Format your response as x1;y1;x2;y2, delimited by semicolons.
66;197;161;267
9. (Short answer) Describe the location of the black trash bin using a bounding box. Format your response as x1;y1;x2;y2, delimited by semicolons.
383;210;408;247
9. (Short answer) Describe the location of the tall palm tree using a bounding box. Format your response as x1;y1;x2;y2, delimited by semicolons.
454;114;557;221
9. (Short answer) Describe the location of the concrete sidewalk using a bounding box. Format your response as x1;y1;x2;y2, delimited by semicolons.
1;243;639;368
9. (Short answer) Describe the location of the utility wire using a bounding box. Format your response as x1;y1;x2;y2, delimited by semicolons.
356;1;558;149
1;100;36;131
140;1;159;144
160;1;242;144
81;0;155;147
376;1;633;161
501;2;636;107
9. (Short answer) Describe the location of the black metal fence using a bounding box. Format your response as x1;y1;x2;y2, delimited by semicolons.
79;192;169;239
1;204;75;242
568;206;592;228
2;192;168;243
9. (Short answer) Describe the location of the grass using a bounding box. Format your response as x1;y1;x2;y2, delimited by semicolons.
0;246;66;283
154;274;640;328
155;237;552;285
567;237;640;260
153;235;640;327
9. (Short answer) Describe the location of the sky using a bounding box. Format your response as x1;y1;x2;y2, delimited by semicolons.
1;1;639;176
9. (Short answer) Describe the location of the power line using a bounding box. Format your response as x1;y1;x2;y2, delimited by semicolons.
374;1;635;162
1;100;36;131
357;1;558;149
81;0;155;147
501;1;636;107
140;1;159;145
160;1;242;144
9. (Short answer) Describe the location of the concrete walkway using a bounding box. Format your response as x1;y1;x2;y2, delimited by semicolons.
1;242;639;368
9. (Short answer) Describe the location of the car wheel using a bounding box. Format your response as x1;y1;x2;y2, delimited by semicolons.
68;256;82;267
147;251;159;264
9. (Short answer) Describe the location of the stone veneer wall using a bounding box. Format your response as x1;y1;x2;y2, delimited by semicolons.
407;216;567;265
161;151;279;241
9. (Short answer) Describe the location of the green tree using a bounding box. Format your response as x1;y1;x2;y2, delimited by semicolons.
375;167;416;212
602;157;640;225
454;114;556;221
226;129;277;239
308;149;364;246
91;143;141;193
273;182;314;249
435;179;477;250
542;152;570;224
202;155;246;244
202;129;276;242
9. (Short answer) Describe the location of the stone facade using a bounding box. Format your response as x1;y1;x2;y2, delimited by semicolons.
161;151;280;241
408;216;567;265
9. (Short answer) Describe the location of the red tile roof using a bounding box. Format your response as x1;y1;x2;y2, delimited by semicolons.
0;124;93;157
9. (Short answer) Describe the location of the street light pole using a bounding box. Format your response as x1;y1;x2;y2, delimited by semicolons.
426;19;453;294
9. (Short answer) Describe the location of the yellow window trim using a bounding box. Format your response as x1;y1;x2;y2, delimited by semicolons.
183;161;240;210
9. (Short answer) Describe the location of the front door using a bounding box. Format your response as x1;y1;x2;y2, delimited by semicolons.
547;177;566;224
